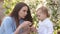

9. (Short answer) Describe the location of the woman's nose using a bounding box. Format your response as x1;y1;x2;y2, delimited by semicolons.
25;12;27;15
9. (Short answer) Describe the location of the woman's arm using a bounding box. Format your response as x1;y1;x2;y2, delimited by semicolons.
14;25;22;34
1;17;14;34
14;21;32;34
1;17;32;34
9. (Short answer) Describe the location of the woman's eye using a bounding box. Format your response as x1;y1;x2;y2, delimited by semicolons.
23;10;27;12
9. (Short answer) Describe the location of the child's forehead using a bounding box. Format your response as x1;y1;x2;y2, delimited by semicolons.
36;9;43;13
36;10;42;15
36;6;48;11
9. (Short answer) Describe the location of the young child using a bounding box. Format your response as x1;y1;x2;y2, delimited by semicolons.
36;6;54;34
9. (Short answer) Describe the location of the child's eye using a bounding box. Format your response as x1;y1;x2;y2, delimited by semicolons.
23;9;27;12
39;15;40;17
37;15;40;17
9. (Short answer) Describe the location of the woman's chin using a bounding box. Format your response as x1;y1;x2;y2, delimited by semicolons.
22;17;25;19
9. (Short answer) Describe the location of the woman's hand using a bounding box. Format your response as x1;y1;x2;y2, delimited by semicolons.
14;21;31;34
20;21;31;34
20;21;32;28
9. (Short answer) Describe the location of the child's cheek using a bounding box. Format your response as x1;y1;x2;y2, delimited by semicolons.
38;16;41;20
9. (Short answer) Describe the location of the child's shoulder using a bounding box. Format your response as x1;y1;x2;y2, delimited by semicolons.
44;18;52;23
44;18;53;26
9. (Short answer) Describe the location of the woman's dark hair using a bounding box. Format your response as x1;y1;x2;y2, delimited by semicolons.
10;2;33;27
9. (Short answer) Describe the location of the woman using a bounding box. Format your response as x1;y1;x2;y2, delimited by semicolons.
0;2;33;34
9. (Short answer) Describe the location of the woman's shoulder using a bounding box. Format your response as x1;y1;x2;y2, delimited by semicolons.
2;16;13;25
3;16;12;20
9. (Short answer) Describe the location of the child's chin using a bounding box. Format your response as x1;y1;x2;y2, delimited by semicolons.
38;18;41;20
38;19;43;21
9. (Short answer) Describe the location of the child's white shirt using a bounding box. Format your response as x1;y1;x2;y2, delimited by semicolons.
37;18;54;34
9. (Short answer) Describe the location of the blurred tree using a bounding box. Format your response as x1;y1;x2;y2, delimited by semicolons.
3;0;24;15
46;0;60;30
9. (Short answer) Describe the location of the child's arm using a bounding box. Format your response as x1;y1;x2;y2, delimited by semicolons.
30;25;38;33
47;24;54;34
46;21;54;34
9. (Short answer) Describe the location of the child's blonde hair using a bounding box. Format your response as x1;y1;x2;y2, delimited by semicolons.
37;6;50;17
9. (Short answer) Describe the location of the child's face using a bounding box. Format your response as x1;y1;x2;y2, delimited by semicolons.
36;10;47;21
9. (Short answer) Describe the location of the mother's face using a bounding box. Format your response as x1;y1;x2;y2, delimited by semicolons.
18;6;28;19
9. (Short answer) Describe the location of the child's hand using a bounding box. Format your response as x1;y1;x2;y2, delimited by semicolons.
30;25;37;32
